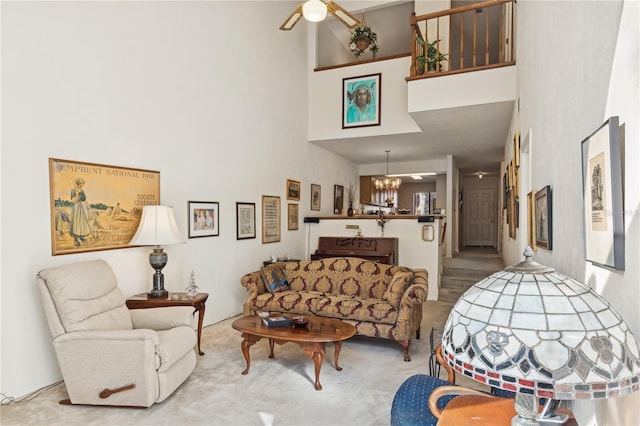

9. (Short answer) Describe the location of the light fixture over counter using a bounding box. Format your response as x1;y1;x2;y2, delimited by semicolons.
374;150;402;191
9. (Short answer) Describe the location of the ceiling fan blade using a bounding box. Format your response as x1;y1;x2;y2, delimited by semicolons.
325;1;361;29
279;3;304;31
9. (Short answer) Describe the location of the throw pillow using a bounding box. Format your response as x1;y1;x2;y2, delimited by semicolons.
383;271;414;307
261;264;290;293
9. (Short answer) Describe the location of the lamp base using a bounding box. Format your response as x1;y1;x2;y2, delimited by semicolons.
148;288;169;298
148;267;168;299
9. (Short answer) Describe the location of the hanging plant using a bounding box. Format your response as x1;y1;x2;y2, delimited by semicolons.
349;25;379;58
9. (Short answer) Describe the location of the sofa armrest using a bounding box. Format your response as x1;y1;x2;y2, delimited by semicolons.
401;268;429;306
240;270;267;315
130;306;194;331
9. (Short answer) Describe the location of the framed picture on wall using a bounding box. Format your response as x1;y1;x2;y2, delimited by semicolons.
286;179;300;201
287;203;299;230
261;195;281;244
236;202;256;240
188;201;220;238
527;190;537;250
581;116;624;269
310;184;321;211
334;185;344;214
535;186;552;249
48;158;160;255
342;73;381;129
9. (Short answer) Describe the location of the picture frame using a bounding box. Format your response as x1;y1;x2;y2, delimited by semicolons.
581;116;624;269
287;203;299;230
535;185;552;249
310;183;321;211
342;73;381;129
513;131;521;168
188;201;220;238
334;185;344;214
236;202;256;240
49;158;160;255
286;179;300;201
527;190;537;250
261;195;281;244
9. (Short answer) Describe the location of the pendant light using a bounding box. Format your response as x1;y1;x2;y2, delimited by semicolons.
374;150;402;191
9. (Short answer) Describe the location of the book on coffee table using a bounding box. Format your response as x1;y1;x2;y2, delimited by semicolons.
262;316;292;327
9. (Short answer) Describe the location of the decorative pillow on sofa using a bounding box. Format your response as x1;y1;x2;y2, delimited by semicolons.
383;271;414;307
260;264;290;293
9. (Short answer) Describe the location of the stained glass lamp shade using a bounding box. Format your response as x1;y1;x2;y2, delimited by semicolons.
441;247;640;424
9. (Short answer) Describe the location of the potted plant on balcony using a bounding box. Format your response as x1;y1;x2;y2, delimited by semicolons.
416;37;448;73
349;25;379;58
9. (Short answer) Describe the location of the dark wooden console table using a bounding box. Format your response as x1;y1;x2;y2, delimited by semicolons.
126;292;209;355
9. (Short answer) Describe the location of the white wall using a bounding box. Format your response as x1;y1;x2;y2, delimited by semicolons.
504;1;639;424
0;1;356;398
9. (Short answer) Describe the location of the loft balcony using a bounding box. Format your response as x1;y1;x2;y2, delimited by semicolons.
309;0;516;175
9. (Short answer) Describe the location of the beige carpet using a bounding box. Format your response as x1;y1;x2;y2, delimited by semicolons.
1;250;503;426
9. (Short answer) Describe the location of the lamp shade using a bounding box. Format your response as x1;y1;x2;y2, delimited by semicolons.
442;247;640;401
129;205;184;246
302;0;327;22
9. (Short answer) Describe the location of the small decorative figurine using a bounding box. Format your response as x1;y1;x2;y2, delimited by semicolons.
185;270;199;297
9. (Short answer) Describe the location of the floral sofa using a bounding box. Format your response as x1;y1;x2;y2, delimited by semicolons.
240;257;429;361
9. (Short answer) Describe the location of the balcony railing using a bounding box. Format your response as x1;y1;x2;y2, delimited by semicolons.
408;0;515;80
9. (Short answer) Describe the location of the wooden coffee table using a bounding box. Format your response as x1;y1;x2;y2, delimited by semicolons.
231;314;356;390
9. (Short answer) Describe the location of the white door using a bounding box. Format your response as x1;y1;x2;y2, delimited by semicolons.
464;188;497;247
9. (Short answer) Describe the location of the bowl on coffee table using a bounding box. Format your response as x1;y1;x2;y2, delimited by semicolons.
292;316;309;328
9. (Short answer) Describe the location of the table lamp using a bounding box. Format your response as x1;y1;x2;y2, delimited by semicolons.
441;247;640;425
129;205;184;298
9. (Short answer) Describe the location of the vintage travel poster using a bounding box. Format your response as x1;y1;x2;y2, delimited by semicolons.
49;158;160;255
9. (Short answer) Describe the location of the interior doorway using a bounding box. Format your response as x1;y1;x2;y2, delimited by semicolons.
463;187;498;248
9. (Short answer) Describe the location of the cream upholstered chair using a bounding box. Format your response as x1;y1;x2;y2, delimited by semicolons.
37;259;197;407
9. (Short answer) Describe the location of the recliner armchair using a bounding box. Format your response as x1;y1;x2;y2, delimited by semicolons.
37;259;197;407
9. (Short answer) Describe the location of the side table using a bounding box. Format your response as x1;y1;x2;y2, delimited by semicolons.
126;292;209;356
437;394;577;426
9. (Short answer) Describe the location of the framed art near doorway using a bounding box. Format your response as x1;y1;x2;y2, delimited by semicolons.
581;116;624;269
535;186;552;250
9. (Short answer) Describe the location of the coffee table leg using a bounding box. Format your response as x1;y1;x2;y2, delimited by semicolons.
333;341;344;371
240;333;261;375
301;342;326;391
269;338;275;358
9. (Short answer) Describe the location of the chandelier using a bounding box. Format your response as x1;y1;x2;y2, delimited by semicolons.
374;150;402;191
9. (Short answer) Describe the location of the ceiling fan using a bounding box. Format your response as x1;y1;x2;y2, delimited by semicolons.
279;0;361;31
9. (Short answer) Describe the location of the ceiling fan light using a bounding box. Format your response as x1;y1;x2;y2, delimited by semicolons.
303;0;327;22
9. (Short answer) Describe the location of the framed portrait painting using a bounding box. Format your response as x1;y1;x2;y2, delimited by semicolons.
286;179;300;201
49;158;160;255
342;73;381;129
310;183;321;211
262;195;281;244
236;202;256;240
581;116;624;269
188;201;219;238
535;186;552;250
